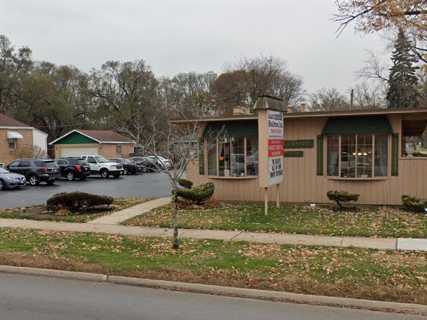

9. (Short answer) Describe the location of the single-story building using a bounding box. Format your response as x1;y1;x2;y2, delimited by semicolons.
173;97;427;205
49;129;135;159
0;113;48;166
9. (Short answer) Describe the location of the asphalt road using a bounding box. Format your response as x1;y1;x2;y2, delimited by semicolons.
0;173;170;209
0;273;423;320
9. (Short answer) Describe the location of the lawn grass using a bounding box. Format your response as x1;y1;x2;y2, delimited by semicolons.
0;197;147;223
124;203;427;238
0;228;425;304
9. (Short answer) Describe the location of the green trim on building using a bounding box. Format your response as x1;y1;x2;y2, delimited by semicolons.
316;135;324;176
322;116;393;136
391;133;399;176
284;150;304;158
284;139;314;149
199;141;205;175
203;121;258;139
53;131;98;145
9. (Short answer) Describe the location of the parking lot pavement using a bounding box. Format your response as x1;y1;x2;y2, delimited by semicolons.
0;173;171;209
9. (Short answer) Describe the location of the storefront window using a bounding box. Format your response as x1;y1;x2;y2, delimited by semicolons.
356;135;372;178
341;135;356;178
402;120;427;157
374;135;388;176
327;134;388;178
205;135;258;177
207;138;217;176
327;136;339;176
231;137;245;176
246;136;258;176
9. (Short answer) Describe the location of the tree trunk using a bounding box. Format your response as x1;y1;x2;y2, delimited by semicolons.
171;194;179;249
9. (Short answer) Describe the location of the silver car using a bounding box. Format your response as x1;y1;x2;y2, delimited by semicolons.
0;168;26;190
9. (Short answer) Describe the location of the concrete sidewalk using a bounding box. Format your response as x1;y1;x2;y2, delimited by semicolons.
0;217;426;251
90;197;171;225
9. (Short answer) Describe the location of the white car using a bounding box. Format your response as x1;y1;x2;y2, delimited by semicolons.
79;155;123;178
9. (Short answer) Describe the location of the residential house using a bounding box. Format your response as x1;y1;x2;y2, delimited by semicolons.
0;113;48;166
49;129;135;158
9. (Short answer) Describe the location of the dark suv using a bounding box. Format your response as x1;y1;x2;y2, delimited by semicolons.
56;158;91;181
7;159;59;186
109;158;138;175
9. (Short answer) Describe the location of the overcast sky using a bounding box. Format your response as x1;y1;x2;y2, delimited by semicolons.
0;0;390;94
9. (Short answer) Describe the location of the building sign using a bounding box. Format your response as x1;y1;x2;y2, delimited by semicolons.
267;110;284;138
267;110;284;186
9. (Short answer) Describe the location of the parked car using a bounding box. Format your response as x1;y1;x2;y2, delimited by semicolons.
130;155;172;172
7;159;59;186
56;158;91;181
109;158;138;175
130;156;157;172
0;167;26;190
79;155;123;178
146;155;172;170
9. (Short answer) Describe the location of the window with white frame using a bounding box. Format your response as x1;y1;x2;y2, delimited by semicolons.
327;134;388;178
7;138;17;150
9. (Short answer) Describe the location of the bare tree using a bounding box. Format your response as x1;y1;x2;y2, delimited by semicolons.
334;0;427;63
213;56;304;112
309;88;349;111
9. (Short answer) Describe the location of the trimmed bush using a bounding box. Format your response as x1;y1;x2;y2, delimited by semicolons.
175;182;215;204
177;178;193;189
402;195;427;213
47;192;114;212
327;190;359;211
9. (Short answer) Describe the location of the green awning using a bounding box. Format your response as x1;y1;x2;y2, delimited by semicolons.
203;121;258;139
322;116;393;136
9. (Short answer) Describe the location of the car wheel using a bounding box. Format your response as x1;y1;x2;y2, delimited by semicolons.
80;176;87;181
46;180;55;186
100;169;109;179
0;179;4;191
123;168;128;175
66;171;75;181
28;175;39;186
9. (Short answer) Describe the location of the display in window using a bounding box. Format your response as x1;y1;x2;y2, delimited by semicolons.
402;120;427;157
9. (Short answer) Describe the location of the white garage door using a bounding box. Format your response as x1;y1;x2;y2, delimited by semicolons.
59;147;98;157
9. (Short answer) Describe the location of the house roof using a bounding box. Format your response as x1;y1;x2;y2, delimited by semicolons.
49;129;135;145
0;113;31;128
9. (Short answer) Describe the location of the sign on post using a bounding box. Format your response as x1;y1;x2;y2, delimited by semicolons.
267;110;284;186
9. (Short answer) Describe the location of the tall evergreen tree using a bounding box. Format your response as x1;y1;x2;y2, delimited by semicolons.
386;29;419;108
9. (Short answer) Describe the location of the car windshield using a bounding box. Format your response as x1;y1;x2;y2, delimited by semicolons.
0;168;8;174
94;156;108;163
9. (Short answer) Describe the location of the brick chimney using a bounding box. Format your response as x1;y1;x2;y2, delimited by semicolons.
300;103;306;112
287;105;293;113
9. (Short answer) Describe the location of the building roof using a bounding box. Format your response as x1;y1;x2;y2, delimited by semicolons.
283;107;427;119
170;114;258;124
49;129;135;145
171;108;427;124
0;113;31;128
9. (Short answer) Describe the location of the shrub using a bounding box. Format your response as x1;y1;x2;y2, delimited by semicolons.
177;178;193;189
402;195;427;213
47;192;114;212
327;190;359;211
175;182;215;204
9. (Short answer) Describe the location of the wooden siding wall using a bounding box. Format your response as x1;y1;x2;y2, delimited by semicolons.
187;114;427;205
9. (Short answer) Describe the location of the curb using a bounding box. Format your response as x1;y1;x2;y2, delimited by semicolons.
0;265;107;282
0;265;426;316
